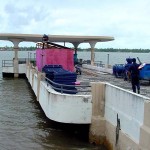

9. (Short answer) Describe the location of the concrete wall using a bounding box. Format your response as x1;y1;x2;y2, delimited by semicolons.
105;83;146;143
139;100;150;150
90;82;150;150
104;83;149;149
39;81;92;123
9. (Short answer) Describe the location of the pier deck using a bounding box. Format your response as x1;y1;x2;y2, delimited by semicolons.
79;67;150;98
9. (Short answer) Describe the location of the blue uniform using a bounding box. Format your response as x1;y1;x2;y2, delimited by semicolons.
124;63;132;81
124;58;133;81
129;62;140;93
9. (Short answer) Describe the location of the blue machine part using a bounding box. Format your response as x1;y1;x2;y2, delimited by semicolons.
113;64;125;78
42;65;77;94
139;63;150;80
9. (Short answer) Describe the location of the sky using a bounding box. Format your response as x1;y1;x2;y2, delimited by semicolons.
0;0;150;49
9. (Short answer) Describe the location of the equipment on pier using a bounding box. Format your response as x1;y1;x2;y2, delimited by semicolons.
113;64;125;78
42;65;78;94
113;57;150;82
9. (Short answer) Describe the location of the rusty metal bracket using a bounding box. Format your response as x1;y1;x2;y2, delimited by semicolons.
116;113;121;145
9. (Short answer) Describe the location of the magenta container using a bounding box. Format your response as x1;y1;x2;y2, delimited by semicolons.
36;48;74;72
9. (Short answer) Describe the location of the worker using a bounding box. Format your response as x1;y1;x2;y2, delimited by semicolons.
75;65;81;75
128;58;140;94
124;58;132;81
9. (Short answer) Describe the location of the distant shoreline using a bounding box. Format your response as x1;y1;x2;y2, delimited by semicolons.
0;47;150;53
78;48;150;53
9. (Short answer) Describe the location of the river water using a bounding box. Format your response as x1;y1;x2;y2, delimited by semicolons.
0;50;149;150
0;77;107;150
77;51;150;65
1;51;150;66
0;51;106;150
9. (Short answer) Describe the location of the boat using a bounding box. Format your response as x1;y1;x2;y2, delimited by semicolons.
27;38;93;124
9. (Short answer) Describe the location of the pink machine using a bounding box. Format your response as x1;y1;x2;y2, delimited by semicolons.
36;48;74;72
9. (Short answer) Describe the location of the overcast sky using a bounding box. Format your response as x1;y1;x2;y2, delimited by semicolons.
0;0;150;49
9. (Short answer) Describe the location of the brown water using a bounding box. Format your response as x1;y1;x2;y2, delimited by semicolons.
0;77;106;150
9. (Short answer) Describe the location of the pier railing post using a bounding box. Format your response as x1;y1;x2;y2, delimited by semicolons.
89;82;106;145
13;57;19;77
28;63;32;82
31;67;36;88
37;72;45;101
139;100;150;149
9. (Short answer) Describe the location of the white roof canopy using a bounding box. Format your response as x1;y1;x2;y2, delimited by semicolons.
0;33;114;44
0;33;114;66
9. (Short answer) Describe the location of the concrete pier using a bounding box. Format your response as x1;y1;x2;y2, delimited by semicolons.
3;63;150;149
26;64;150;149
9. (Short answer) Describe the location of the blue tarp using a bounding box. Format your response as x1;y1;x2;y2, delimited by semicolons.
42;65;77;94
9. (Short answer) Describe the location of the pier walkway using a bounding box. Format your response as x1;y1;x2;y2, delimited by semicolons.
80;65;150;98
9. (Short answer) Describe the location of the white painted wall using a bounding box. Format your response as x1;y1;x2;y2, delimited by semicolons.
39;81;92;123
105;83;150;143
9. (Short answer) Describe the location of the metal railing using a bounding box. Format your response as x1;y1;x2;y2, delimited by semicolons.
2;60;13;67
2;58;36;67
2;59;91;94
43;76;91;94
94;61;105;67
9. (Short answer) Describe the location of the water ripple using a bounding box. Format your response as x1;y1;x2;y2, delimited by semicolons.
0;78;106;150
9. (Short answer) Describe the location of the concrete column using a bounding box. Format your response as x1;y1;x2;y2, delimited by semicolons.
37;72;45;101
89;41;97;65
28;63;32;82
10;39;22;77
72;42;80;55
89;82;106;145
72;42;80;65
139;100;150;150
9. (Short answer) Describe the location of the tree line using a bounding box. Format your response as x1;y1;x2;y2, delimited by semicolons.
77;48;150;53
0;46;150;53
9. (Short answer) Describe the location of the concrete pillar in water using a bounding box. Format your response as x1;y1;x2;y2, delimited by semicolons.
89;82;106;144
10;39;22;77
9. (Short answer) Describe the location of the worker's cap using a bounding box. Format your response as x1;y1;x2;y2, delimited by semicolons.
132;58;136;62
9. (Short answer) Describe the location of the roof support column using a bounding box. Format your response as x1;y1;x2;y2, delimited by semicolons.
72;42;80;65
10;39;22;77
72;42;80;54
89;41;97;65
